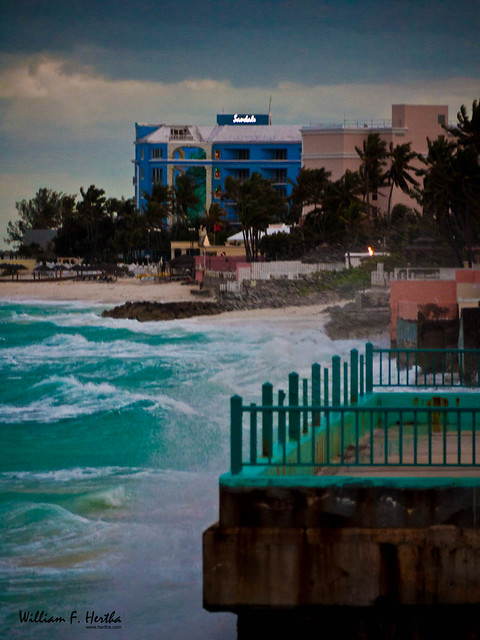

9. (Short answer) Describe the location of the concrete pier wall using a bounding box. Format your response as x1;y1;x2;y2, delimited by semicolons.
203;478;480;619
204;523;480;609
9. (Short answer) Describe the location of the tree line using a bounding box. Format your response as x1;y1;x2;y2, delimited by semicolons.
5;99;480;266
5;173;218;263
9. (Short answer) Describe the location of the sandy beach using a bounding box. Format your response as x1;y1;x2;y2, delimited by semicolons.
0;277;338;323
0;277;210;305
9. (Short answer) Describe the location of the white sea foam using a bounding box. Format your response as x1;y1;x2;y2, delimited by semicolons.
147;394;199;416
0;375;155;423
0;466;142;483
2;502;92;537
77;486;127;509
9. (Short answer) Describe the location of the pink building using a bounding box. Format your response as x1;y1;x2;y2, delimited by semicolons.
302;104;449;215
390;269;480;348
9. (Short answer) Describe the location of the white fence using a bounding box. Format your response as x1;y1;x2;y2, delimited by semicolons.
371;269;390;287
237;260;344;283
369;265;464;287
391;267;457;281
203;270;236;282
204;270;240;293
219;280;242;292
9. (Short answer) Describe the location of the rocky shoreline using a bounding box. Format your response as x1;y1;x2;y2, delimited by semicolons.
102;279;390;340
102;300;223;321
323;301;390;340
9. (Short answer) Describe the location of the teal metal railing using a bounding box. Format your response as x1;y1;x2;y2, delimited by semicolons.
368;344;480;389
230;344;480;475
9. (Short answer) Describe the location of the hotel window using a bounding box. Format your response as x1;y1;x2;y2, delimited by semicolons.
214;186;222;198
152;148;163;159
275;149;287;160
152;168;163;184
214;168;221;179
274;169;287;184
141;168;144;180
141;148;144;160
238;169;250;181
438;114;446;126
214;149;221;159
237;149;250;160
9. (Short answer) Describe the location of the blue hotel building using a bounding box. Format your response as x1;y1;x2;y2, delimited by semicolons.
133;114;302;221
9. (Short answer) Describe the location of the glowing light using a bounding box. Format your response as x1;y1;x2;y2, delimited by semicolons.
368;246;374;256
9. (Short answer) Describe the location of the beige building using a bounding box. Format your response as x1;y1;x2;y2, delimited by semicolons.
301;104;449;214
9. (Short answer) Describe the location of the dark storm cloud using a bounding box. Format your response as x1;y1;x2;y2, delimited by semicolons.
1;0;478;85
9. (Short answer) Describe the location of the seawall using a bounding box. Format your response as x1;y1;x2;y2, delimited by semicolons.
204;476;480;637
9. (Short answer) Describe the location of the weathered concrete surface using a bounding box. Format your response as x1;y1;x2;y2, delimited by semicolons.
218;483;480;529
204;477;480;629
203;523;480;610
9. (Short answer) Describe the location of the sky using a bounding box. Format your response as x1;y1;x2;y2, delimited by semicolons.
0;0;479;249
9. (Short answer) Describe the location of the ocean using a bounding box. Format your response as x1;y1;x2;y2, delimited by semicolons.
0;299;375;639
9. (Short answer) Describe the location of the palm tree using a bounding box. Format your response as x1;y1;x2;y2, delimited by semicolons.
76;185;108;261
385;142;419;222
417;137;470;266
448;99;480;154
324;170;362;215
287;167;332;220
174;173;200;223
223;172;284;262
141;184;173;259
318;170;365;264
287;167;333;252
387;204;420;252
143;183;173;228
332;170;365;256
204;202;226;243
449;144;480;266
355;133;387;219
170;173;200;240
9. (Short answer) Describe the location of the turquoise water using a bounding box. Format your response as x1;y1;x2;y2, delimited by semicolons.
0;299;368;639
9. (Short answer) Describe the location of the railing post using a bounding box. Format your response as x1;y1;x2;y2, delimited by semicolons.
350;348;359;403
303;378;308;433
262;383;273;457
324;368;329;406
360;354;364;396
231;395;243;475
366;342;373;393
332;355;341;407
289;372;300;441
278;390;286;446
343;362;348;406
250;403;257;465
312;363;321;427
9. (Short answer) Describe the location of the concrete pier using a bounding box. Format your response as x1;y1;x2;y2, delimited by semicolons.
203;346;480;638
203;475;480;637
